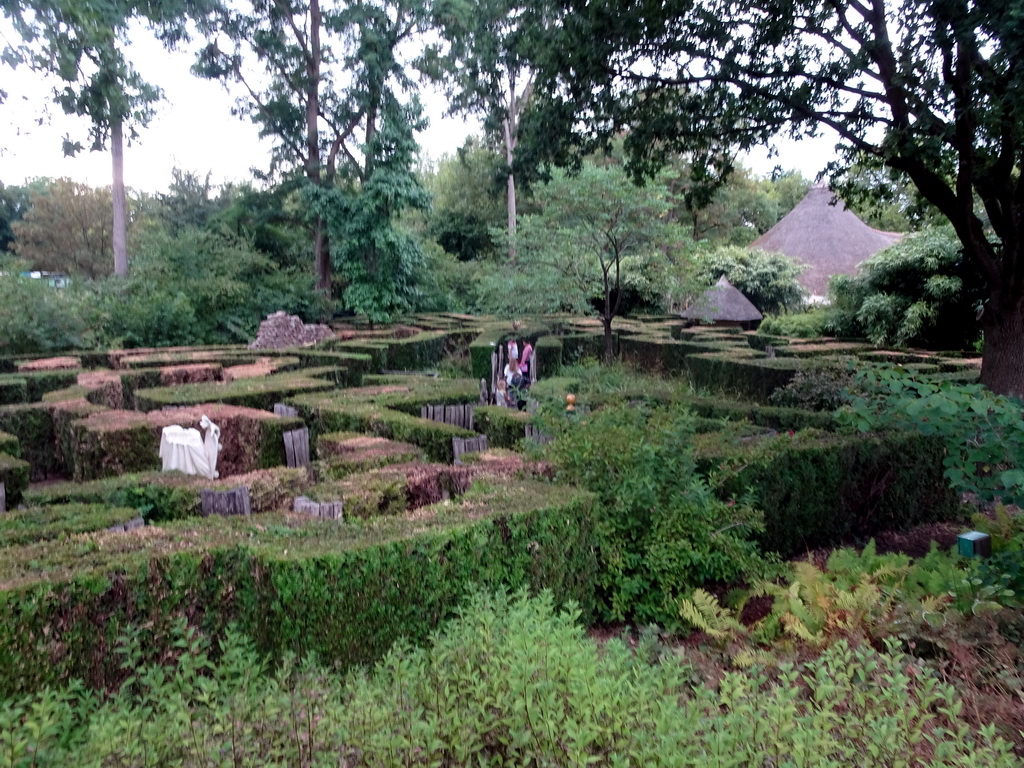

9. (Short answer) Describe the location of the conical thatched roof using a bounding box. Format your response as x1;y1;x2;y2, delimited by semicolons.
682;276;763;322
750;185;902;298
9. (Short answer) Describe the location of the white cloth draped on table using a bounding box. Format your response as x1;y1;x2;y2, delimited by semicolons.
159;415;222;479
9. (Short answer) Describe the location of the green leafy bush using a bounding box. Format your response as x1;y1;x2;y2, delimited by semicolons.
0;273;89;355
825;226;986;349
839;368;1024;505
547;403;768;623
1;590;1017;766
694;244;807;314
758;308;829;338
768;366;856;411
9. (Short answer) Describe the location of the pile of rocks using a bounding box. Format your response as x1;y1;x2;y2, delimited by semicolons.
249;311;334;350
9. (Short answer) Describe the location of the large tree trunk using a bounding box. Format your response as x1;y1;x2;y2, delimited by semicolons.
503;116;517;262
980;293;1024;398
602;315;615;364
314;223;330;296
111;118;128;277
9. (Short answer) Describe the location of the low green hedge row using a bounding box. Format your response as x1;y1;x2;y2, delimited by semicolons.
0;403;56;480
133;370;340;412
0;453;30;506
316;432;424;477
694;428;960;557
472;406;531;448
0;481;598;696
292;395;475;463
68;408;303;482
0;370;80;405
0;503;140;546
21;466;308;522
0;430;20;458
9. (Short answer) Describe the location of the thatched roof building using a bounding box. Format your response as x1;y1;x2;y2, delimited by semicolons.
681;276;763;329
750;185;902;299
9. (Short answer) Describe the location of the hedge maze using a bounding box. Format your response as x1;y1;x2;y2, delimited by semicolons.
0;313;979;696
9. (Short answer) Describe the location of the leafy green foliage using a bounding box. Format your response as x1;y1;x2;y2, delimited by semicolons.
306;101;430;323
839;368;1024;505
758;308;829;338
547;403;768;623
1;590;1018;766
826;227;986;349
481;164;693;361
0;274;89;355
768;366;855;411
93;225;321;347
693;244;806;314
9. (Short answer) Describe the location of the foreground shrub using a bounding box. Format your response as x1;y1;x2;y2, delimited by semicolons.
546;403;769;623
840;368;1024;505
0;590;1017;766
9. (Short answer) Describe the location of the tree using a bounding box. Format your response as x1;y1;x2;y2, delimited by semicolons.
826;226;986;350
2;0;198;276
194;0;429;295
525;0;1024;396
304;99;430;323
424;137;506;261
485;163;691;362
424;0;538;259
694;245;806;315
0;182;32;255
10;179;119;278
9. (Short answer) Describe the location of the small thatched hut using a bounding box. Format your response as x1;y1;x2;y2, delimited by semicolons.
681;276;763;330
750;185;901;300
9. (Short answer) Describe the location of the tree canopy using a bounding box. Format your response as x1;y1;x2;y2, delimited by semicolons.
524;0;1024;395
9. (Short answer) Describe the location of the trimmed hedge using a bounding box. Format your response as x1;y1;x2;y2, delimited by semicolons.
0;403;55;480
473;406;531;448
0;370;79;404
0;453;30;506
133;370;339;412
68;406;304;482
292;396;475;463
21;466;308;522
0;481;598;696
317;432;424;476
0;504;140;546
0;430;20;458
694;429;960;557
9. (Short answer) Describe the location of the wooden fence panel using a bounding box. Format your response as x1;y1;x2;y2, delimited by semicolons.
284;427;311;469
452;434;489;465
294;495;343;520
0;482;5;513
274;403;299;418
107;516;145;533
201;486;252;517
525;424;552;445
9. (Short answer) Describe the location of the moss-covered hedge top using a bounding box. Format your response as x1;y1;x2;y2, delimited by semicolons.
133;369;340;410
0;504;140;547
0;480;592;591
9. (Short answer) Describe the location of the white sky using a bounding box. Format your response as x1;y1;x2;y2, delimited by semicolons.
0;29;840;193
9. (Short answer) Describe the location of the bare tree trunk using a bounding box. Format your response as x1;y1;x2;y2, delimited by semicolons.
111;117;128;277
308;0;331;294
503;117;517;262
980;292;1024;398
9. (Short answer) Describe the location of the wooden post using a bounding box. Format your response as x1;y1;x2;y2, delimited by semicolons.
274;403;299;418
452;434;489;465
201;486;252;517
0;482;5;513
531;349;538;385
480;378;489;405
294;495;343;520
284;427;311;469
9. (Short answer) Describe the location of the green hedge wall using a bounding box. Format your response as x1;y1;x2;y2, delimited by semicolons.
0;430;20;458
0;371;79;404
0;482;598;696
0;504;140;546
21;466;308;522
0;404;55;480
473;406;530;448
133;371;339;412
694;429;960;557
0;453;30;506
292;396;475;463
